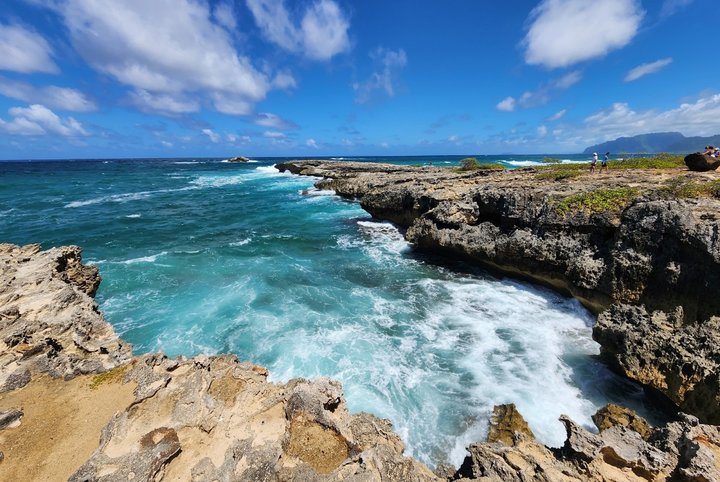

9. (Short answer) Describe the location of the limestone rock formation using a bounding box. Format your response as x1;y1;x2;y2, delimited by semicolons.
684;152;720;171
276;160;720;424
0;243;131;391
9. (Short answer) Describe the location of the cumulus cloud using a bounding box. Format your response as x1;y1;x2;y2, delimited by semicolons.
201;128;220;143
255;112;297;129
0;104;87;136
624;58;672;82
0;23;58;74
583;93;720;140
130;90;199;115
496;97;516;112
246;0;350;60
0;77;96;112
497;71;581;112
306;138;318;148
537;125;548;137
38;0;275;116
353;47;408;104
524;0;644;68
263;130;286;139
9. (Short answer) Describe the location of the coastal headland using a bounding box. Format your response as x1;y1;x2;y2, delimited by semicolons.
1;161;719;480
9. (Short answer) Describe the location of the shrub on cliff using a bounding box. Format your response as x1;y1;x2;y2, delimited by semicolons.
542;156;561;164
610;153;684;169
663;177;720;198
556;187;639;215
454;158;505;172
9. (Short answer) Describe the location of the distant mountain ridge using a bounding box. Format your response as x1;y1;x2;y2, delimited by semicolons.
583;132;720;154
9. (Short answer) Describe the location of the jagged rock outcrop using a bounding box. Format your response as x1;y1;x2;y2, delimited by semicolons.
684;153;720;172
0;243;131;391
276;160;720;423
455;404;720;482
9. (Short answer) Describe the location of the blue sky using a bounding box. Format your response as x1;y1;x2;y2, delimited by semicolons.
0;0;718;159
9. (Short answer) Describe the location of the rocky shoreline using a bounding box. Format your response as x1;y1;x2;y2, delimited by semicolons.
1;160;719;480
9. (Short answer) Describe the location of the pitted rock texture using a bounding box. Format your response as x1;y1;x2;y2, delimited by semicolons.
0;243;131;390
277;161;720;423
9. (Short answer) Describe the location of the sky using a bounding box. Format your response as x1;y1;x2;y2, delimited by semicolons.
0;0;719;159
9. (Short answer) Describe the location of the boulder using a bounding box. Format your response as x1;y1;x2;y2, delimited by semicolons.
684;152;720;172
227;156;250;162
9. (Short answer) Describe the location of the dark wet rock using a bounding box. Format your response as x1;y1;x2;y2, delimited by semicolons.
684;152;720;172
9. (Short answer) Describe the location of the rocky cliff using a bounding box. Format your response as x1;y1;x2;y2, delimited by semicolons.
276;161;720;425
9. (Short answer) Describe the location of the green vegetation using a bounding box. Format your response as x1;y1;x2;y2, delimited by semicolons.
535;153;685;182
608;153;684;170
542;156;561;164
452;157;506;172
555;187;639;216
89;364;131;390
663;177;720;198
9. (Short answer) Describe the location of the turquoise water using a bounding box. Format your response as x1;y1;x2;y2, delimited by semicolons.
0;156;660;466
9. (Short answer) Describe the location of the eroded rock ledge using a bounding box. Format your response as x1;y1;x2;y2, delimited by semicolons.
277;160;720;424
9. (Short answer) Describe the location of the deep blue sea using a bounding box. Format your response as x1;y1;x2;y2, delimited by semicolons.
0;155;661;466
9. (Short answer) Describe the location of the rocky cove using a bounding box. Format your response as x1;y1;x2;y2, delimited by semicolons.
0;161;719;481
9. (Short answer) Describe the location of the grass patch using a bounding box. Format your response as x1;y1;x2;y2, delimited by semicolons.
609;153;685;170
556;187;639;216
663;177;720;198
89;364;131;390
536;168;584;180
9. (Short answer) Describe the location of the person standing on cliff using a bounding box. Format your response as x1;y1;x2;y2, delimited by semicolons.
600;152;609;173
590;152;598;173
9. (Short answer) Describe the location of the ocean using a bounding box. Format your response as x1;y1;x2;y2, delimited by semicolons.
0;155;661;466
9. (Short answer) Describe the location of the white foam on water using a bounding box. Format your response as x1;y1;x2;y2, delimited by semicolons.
173;161;199;165
505;160;541;167
300;188;336;197
116;251;168;264
356;220;410;256
64;187;193;208
190;175;244;188
125;214;141;218
230;238;252;246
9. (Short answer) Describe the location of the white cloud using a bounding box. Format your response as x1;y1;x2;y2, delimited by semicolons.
255;112;297;129
583;94;720;140
201;128;220;143
660;0;693;17
497;71;581;112
524;0;644;68
41;0;273;116
548;109;567;121
537;125;548;137
0;104;87;136
0;77;96;112
272;71;297;90
0;23;58;74
496;96;516;112
353;47;408;104
624;58;672;82
246;0;350;60
306;138;318;148
161;140;173;147
130;90;199;115
263;130;286;139
213;2;237;30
